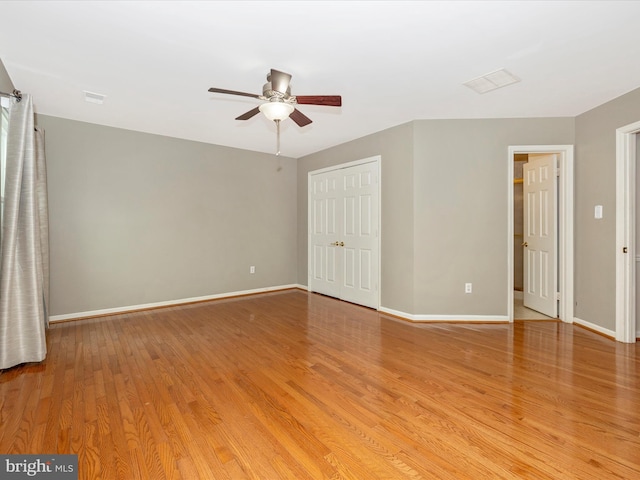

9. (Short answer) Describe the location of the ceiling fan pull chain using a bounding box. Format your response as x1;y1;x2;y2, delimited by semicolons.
275;119;281;156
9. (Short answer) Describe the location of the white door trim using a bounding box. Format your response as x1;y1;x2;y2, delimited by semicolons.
615;121;640;343
308;155;382;309
507;145;574;323
308;156;380;176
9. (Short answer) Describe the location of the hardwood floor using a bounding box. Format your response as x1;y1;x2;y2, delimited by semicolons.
1;289;639;479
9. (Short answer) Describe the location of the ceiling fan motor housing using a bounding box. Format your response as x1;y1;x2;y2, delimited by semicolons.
263;82;291;101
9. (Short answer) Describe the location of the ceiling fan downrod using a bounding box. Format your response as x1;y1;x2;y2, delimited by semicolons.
275;119;282;156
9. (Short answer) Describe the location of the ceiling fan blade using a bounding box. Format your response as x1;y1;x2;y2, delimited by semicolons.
270;69;292;95
208;87;261;99
235;107;261;121
290;108;313;127
296;95;342;107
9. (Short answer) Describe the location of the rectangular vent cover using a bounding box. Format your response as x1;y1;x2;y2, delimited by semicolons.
83;91;106;104
464;68;520;94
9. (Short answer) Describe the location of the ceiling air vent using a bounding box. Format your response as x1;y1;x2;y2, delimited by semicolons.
83;90;106;104
464;68;520;94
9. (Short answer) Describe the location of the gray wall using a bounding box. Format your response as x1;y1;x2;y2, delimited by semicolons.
574;87;640;330
297;123;415;313
298;118;574;316
37;115;298;316
412;118;574;316
0;59;13;92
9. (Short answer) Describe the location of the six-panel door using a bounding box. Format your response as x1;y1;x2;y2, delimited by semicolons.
309;160;379;309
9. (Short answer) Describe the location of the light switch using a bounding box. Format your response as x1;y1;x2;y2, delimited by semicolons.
595;205;603;219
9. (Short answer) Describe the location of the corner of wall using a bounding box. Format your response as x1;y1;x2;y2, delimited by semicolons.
0;58;15;92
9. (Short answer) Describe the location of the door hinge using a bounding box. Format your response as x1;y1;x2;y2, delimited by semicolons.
556;168;561;177
556;292;561;301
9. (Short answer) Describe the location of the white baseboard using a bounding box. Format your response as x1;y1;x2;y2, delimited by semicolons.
49;284;305;322
573;316;616;338
379;306;509;323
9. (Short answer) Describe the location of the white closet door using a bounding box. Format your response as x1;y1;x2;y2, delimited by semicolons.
309;171;341;299
309;159;379;309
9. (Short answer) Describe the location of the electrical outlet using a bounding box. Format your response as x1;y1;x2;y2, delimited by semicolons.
250;266;255;274
465;283;472;294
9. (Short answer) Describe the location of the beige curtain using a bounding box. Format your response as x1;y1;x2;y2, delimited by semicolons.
0;94;49;370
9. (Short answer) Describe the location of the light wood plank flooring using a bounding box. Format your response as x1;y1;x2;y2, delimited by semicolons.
1;290;639;479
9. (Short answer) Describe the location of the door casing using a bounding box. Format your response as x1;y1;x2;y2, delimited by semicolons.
615;120;640;343
508;145;574;323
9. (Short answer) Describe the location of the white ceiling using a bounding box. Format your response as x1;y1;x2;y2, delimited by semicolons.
2;1;640;158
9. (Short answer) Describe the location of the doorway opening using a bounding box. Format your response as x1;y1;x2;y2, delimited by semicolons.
513;153;556;320
508;145;574;323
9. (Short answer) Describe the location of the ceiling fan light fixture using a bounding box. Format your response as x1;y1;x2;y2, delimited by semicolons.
259;101;294;121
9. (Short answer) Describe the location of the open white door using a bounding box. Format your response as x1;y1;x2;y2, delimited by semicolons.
309;158;380;309
523;153;558;317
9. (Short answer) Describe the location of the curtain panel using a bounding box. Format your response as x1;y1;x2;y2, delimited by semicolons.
0;94;49;370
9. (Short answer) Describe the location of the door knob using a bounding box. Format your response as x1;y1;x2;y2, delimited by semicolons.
339;241;345;247
522;242;528;247
331;241;339;246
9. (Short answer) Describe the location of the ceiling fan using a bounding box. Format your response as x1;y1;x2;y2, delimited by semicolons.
208;68;342;154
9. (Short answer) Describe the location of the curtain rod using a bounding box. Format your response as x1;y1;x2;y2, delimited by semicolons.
0;89;22;102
